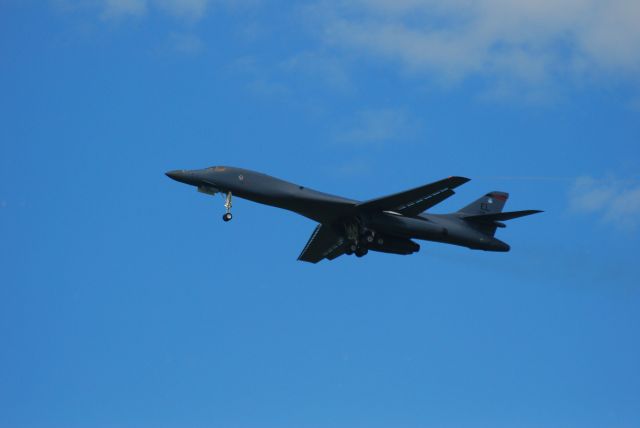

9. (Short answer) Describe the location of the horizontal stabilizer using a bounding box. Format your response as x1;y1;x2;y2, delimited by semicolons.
463;210;543;222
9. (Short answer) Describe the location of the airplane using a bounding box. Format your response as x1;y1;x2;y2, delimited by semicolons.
166;166;542;263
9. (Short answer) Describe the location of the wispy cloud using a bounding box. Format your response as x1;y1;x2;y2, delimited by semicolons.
308;0;640;94
330;158;373;178
336;108;417;146
281;52;351;91
98;0;211;21
102;0;147;19
569;176;640;230
229;54;350;100
226;56;291;98
245;79;291;98
157;0;209;22
166;32;205;55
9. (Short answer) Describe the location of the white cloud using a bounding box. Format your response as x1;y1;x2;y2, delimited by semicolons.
102;0;147;18
336;108;416;145
310;0;640;90
570;176;640;230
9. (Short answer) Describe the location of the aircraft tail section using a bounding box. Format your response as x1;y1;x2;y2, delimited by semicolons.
457;192;542;237
457;191;509;215
461;208;543;238
463;210;543;222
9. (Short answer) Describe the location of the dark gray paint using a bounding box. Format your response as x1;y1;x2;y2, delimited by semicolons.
166;166;542;263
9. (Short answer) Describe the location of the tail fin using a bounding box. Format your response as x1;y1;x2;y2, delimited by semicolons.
457;191;509;215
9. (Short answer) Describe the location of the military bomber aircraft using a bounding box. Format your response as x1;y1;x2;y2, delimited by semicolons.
166;166;541;263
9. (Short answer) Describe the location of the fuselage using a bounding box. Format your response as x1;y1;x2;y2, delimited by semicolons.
166;166;510;252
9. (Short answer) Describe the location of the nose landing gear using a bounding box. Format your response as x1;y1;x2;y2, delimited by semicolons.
222;191;233;222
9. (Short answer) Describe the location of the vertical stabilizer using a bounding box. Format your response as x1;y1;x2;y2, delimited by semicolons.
458;192;509;215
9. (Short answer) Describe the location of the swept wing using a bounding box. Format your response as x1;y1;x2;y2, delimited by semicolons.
297;224;348;263
356;176;470;216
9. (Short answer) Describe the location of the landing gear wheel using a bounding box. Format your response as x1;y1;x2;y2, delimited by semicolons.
355;247;368;258
222;212;233;222
376;238;384;245
365;234;374;243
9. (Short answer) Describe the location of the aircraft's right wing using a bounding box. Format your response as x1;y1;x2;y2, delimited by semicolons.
297;224;347;263
356;176;470;216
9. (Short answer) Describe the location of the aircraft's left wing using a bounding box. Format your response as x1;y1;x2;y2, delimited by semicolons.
356;176;470;215
297;224;347;263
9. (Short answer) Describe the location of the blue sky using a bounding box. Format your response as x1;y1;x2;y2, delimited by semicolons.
1;1;639;427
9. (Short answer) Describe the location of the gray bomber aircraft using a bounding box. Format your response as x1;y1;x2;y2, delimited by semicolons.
166;166;542;263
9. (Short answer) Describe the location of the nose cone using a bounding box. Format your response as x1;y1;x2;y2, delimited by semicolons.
166;170;187;182
166;169;200;186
